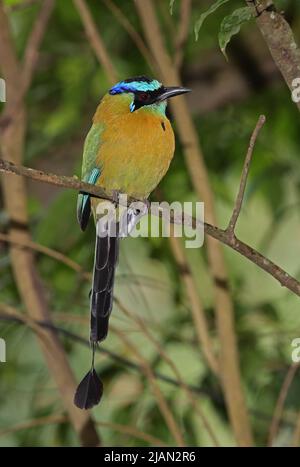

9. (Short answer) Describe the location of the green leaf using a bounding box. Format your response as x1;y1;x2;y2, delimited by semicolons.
219;6;254;58
194;0;230;40
169;0;175;14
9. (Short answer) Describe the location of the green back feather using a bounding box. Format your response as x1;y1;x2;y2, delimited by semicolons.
77;123;104;230
81;122;104;179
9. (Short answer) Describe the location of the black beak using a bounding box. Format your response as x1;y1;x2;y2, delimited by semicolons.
157;86;191;102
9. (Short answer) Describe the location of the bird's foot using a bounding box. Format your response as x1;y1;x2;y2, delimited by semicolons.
142;198;151;213
111;190;121;207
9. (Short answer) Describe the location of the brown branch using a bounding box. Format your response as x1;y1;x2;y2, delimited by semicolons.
0;157;116;200
1;157;300;298
247;0;300;111
214;230;300;296
0;232;90;281
73;0;118;84
0;2;20;90
22;0;55;93
174;0;192;69
227;115;266;237
103;0;155;72
0;0;55;127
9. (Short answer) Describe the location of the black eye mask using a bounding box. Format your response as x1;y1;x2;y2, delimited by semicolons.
132;88;164;111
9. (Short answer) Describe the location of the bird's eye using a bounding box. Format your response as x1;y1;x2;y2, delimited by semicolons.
139;92;149;101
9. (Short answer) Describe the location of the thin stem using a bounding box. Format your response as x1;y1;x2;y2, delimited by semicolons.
174;0;192;69
227;115;266;236
73;0;118;83
268;363;299;446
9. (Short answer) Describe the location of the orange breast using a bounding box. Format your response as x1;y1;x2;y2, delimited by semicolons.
93;94;175;199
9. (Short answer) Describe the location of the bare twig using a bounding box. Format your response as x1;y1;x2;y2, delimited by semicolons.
268;363;300;446
227;115;266;237
73;0;118;83
0;0;55;126
22;0;55;93
1;158;300;298
103;0;155;72
0;232;90;280
174;0;192;69
0;157;131;202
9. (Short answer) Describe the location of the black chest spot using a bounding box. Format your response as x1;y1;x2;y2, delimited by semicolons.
161;121;166;132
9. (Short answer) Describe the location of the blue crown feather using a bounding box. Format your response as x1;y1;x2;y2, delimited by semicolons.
109;76;162;95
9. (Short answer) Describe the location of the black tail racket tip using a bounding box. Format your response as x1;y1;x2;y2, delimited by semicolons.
74;341;103;410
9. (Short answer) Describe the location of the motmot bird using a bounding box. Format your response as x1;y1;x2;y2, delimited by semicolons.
74;76;190;409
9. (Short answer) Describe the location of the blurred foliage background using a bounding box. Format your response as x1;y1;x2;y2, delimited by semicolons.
1;0;300;447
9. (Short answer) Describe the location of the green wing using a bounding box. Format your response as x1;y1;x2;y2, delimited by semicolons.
77;123;104;231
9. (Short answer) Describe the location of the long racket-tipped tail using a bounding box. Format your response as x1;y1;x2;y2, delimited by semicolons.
74;343;103;410
74;218;119;409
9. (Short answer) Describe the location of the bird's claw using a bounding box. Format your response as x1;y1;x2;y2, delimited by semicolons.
142;198;150;212
111;190;120;207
